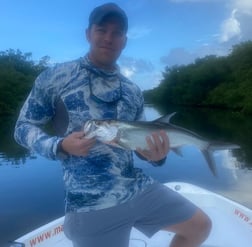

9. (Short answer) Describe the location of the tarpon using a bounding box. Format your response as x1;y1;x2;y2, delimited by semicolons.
83;113;240;176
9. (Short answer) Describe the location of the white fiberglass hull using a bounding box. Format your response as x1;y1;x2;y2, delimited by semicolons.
11;182;252;247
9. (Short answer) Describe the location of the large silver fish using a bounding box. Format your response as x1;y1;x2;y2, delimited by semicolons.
83;113;240;176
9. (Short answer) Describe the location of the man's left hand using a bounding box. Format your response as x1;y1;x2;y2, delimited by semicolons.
136;130;170;162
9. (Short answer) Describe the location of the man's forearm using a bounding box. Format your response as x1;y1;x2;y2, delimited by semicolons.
14;121;60;160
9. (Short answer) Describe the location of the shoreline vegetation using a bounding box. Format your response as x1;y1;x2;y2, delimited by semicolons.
143;40;252;115
1;41;252;118
0;49;49;117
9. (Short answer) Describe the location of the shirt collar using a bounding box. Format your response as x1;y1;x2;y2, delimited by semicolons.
80;54;120;78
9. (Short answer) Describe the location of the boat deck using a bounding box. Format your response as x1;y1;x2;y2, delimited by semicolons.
12;182;252;247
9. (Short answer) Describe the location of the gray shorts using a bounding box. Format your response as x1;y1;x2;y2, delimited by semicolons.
64;182;197;247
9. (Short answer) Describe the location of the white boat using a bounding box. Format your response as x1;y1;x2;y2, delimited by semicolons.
10;182;252;247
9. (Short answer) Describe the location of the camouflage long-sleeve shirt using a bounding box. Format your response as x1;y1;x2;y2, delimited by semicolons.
14;55;154;212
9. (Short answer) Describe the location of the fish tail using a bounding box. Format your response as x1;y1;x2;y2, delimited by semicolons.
203;142;240;177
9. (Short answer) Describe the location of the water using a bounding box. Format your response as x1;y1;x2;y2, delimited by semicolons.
0;106;252;246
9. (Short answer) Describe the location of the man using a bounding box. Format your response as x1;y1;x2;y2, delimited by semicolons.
14;3;211;247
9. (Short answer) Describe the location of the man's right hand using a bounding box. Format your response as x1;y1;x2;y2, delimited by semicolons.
61;131;96;157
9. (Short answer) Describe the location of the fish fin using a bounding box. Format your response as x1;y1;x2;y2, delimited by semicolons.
103;140;124;149
105;138;130;150
172;147;184;157
153;113;205;140
153;112;177;124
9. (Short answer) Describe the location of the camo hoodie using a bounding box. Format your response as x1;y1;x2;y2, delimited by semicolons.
14;55;154;212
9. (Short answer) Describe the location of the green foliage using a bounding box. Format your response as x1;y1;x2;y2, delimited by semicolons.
0;49;49;116
144;41;252;114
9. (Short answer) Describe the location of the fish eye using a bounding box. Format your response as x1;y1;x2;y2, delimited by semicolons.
94;120;102;126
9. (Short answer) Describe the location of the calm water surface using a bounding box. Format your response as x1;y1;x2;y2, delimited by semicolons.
0;106;252;246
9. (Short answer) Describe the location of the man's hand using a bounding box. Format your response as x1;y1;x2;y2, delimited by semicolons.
136;130;170;162
61;131;96;157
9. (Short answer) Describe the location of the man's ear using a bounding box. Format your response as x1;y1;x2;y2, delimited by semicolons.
85;28;91;43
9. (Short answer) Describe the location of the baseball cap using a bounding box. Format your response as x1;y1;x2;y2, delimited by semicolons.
88;3;128;31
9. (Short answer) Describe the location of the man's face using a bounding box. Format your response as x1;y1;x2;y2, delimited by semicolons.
86;16;127;70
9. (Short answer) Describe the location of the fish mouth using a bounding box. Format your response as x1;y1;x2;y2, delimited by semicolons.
83;120;95;138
